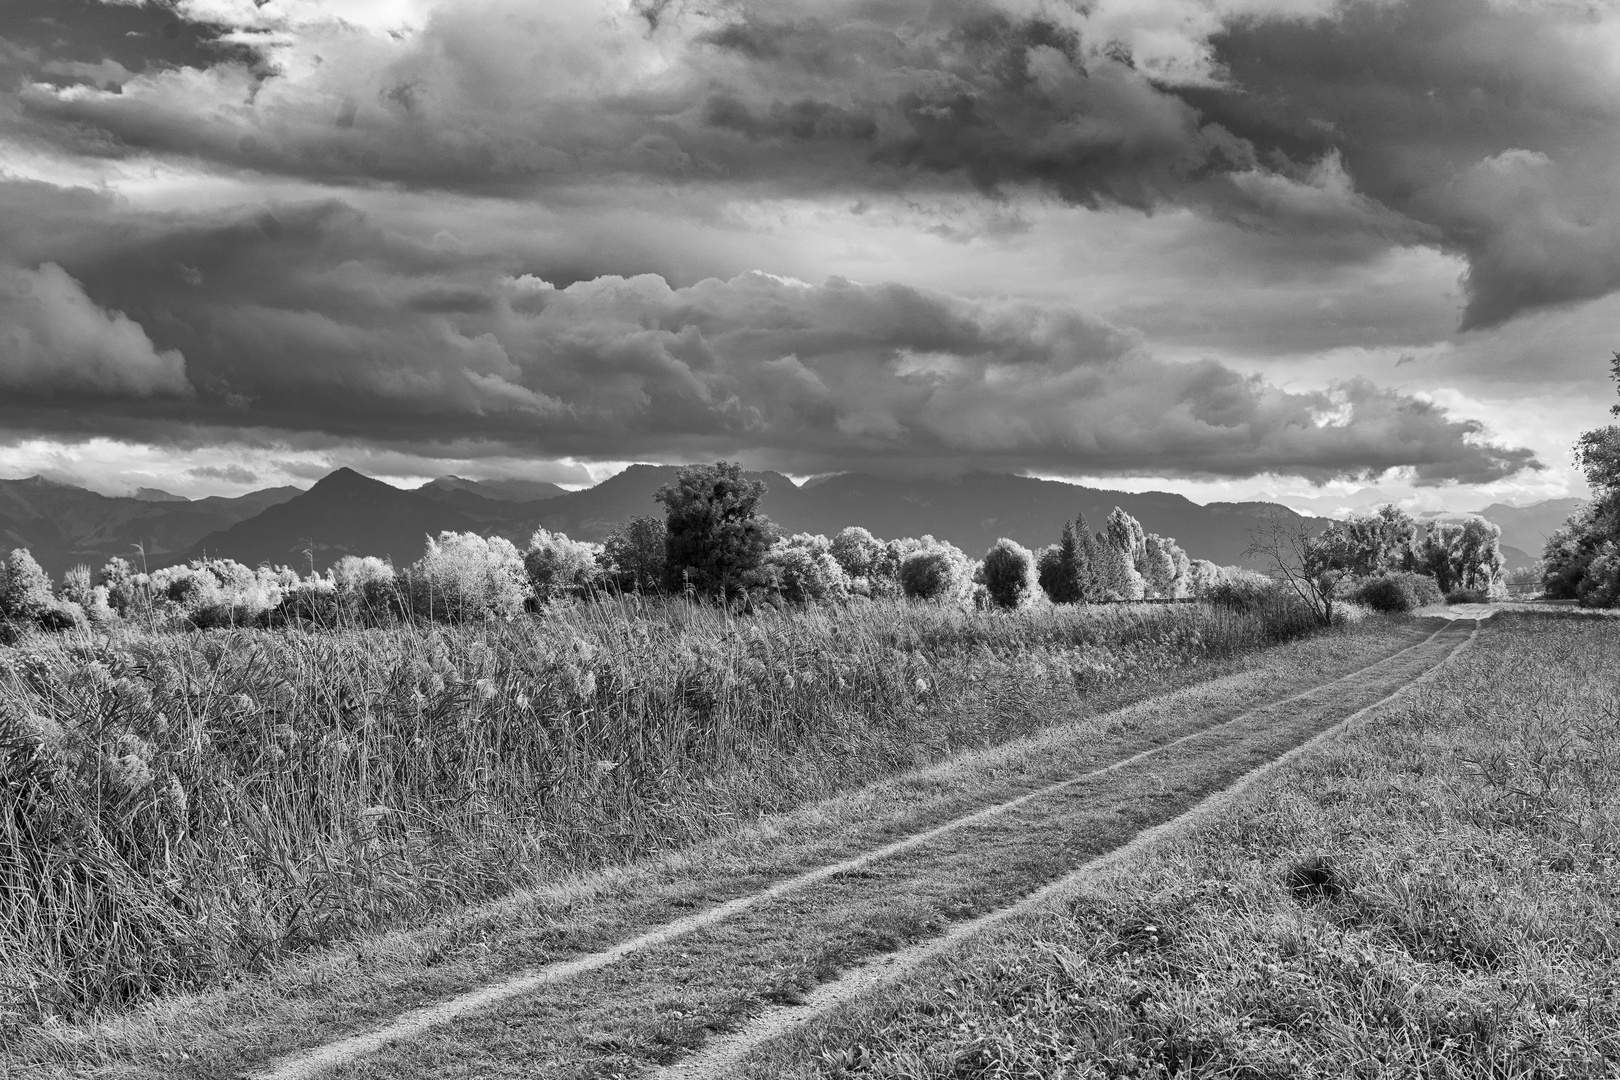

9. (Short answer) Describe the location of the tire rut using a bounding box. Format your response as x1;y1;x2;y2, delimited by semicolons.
655;620;1479;1079
247;620;1468;1080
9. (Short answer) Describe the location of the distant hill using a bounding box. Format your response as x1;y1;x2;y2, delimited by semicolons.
416;476;566;502
177;468;542;570
0;476;300;576
1472;499;1583;559
178;465;1309;572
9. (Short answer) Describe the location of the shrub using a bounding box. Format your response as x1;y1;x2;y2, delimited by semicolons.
766;534;849;605
524;529;602;603
899;542;972;602
1444;587;1490;604
0;549;55;623
979;538;1037;610
330;555;399;622
405;532;529;621
1577;541;1620;608
1350;571;1443;613
831;526;884;580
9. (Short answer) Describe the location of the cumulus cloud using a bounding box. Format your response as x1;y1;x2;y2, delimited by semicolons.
1185;0;1620;327
0;192;1536;483
0;262;192;398
10;0;1617;330
10;0;1259;208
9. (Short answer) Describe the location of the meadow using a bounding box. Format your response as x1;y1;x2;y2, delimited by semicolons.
748;612;1620;1079
0;591;1317;1035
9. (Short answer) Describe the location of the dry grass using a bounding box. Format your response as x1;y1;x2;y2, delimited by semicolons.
0;593;1312;1034
747;611;1620;1079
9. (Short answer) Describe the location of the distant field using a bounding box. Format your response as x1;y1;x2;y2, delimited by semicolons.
739;612;1620;1079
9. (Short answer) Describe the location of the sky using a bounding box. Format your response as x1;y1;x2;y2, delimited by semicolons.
0;0;1615;512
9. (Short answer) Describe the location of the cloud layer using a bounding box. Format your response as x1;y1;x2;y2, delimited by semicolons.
0;186;1537;482
3;0;1608;493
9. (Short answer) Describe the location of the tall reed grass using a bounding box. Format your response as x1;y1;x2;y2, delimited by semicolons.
0;592;1315;1029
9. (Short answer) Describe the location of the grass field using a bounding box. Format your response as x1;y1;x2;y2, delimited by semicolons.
3;606;1435;1079
739;612;1620;1079
0;594;1315;1034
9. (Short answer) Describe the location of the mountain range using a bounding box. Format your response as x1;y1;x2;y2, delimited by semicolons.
0;468;1578;578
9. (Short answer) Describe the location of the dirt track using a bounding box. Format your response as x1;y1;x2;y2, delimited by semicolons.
242;618;1476;1080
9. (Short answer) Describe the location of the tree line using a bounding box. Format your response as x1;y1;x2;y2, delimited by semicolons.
0;461;1512;636
1542;351;1620;607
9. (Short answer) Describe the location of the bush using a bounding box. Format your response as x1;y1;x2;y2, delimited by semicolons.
524;529;602;603
899;543;972;602
405;532;529;621
1350;571;1443;613
766;534;849;605
1444;587;1490;604
831;526;885;580
0;549;55;623
979;538;1037;610
1577;540;1620;608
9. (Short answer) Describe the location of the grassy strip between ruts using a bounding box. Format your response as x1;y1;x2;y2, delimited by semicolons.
279;622;1472;1080
4;617;1437;1079
736;612;1620;1080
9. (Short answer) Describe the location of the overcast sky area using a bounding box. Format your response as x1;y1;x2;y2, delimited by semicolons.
1;0;1615;512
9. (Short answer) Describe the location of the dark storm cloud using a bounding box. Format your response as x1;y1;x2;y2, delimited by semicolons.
14;0;1608;330
0;181;1538;483
0;0;259;87
7;0;1261;211
1180;0;1620;328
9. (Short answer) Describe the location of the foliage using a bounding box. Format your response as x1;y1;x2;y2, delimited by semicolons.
600;516;667;594
830;526;885;580
524;529;602;603
0;549;58;624
1417;518;1505;597
404;532;529;622
1543;352;1620;605
1319;505;1419;579
899;541;973;602
764;533;849;605
1140;532;1191;599
978;538;1038;610
1351;571;1444;613
656;462;772;599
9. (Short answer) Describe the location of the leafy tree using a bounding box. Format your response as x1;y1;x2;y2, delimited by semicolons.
979;538;1037;609
1543;352;1620;604
1140;533;1190;598
407;532;529;621
1418;519;1505;596
830;526;884;580
1334;505;1420;578
1092;509;1147;601
601;516;667;593
1039;517;1096;604
656;462;772;598
0;548;56;622
524;528;602;602
765;533;849;604
899;541;972;601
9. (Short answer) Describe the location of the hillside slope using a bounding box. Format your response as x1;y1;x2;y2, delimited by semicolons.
181;466;1310;571
0;477;300;576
